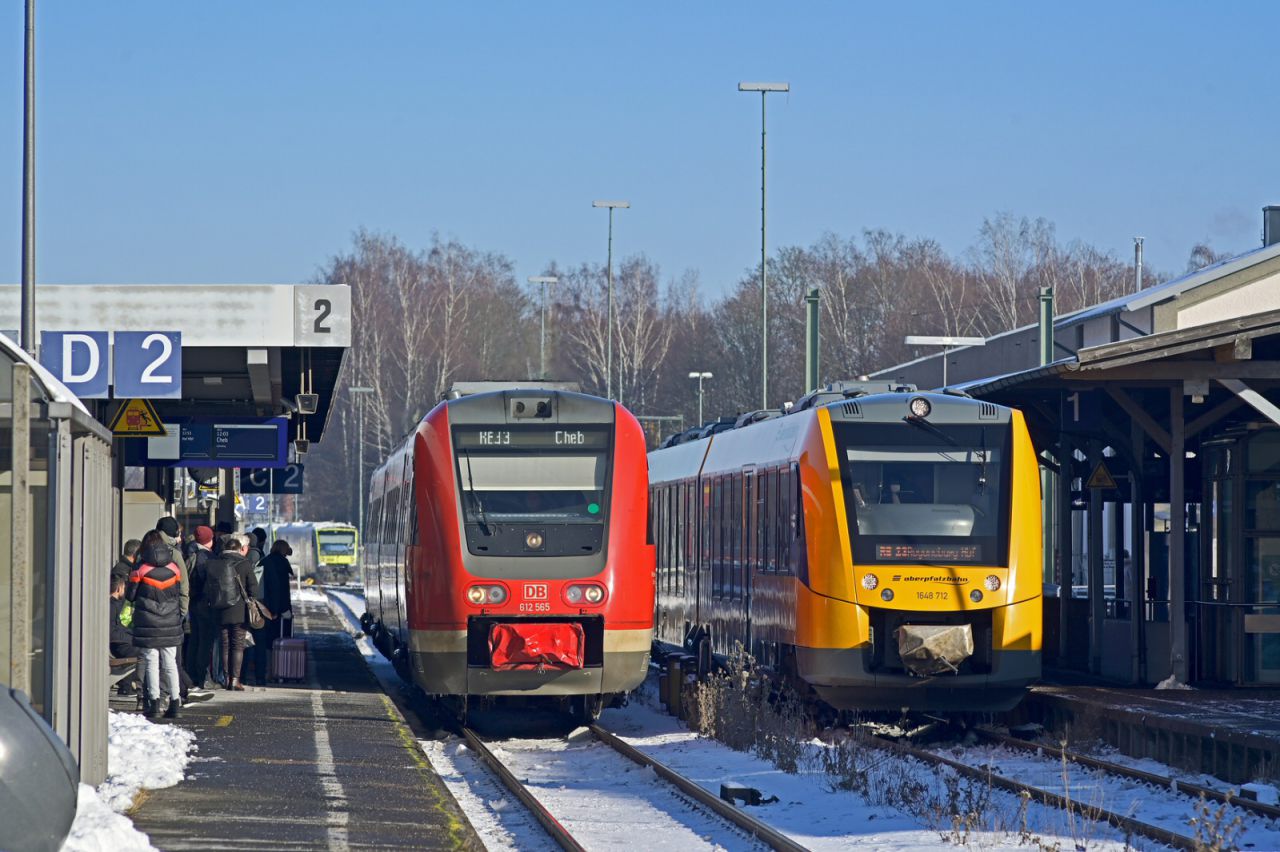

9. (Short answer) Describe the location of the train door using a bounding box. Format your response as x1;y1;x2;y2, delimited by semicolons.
395;458;414;647
381;472;404;641
365;480;384;623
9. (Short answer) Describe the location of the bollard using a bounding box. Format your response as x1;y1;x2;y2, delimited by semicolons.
657;670;669;709
667;656;684;717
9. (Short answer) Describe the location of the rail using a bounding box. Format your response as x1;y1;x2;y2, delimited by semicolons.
866;733;1196;850
589;724;807;852
974;728;1280;823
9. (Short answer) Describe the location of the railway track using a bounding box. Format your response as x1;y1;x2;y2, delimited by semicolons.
971;727;1280;823
460;723;806;852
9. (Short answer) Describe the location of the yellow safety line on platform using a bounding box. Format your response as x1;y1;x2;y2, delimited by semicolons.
214;715;233;727
378;694;474;849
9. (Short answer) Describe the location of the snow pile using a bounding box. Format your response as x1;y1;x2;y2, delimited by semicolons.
1156;675;1194;690
1243;782;1280;806
61;785;156;852
296;585;329;604
98;710;197;811
63;711;196;851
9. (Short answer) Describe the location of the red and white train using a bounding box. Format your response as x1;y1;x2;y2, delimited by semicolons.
359;387;654;719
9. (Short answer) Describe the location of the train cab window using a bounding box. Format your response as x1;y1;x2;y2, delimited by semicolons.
368;497;383;548
835;422;1012;566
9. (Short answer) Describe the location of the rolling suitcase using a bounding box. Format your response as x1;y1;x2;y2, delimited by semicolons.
270;637;307;682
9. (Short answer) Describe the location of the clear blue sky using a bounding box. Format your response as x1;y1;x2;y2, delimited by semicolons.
0;2;1275;295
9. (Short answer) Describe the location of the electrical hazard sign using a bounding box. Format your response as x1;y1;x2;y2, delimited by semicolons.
1086;461;1117;490
108;398;167;437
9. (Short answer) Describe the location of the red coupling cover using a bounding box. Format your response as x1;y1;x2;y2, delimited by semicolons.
488;622;585;671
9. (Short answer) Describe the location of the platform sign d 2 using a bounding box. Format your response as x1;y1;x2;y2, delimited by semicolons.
39;332;110;398
113;332;182;399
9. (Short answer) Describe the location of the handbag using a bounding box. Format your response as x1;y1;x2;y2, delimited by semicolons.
235;574;272;630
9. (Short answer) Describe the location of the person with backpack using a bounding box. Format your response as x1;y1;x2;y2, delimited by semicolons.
205;533;259;691
184;525;218;689
127;535;185;719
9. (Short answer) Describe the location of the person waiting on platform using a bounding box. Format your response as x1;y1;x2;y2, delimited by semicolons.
109;576;141;698
127;538;185;719
112;539;142;585
183;525;218;690
205;533;260;691
250;540;295;685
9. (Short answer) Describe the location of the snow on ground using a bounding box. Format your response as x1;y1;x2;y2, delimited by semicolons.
295;583;330;604
62;711;196;852
927;739;1280;849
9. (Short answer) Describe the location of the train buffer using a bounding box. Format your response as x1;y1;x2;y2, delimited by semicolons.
125;591;479;850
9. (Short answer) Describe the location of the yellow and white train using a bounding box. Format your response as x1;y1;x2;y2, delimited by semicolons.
649;386;1042;712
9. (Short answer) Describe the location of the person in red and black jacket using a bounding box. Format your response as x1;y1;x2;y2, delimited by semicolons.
127;531;185;719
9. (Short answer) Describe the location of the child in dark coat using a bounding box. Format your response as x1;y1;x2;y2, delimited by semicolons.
127;538;185;719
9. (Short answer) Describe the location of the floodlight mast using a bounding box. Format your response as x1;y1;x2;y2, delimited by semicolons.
592;201;630;401
738;81;789;410
528;276;558;379
688;371;713;425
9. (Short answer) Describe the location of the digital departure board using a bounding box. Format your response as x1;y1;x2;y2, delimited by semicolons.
454;428;609;450
123;417;289;468
876;543;982;562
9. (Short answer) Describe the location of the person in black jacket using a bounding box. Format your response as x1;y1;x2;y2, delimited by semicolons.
183;525;218;690
208;533;260;691
111;539;142;585
127;539;185;719
250;540;295;685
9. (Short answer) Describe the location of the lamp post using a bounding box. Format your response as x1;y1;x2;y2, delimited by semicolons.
348;386;374;545
20;0;36;355
528;276;558;379
903;335;986;388
688;371;713;425
592;200;629;400
738;81;788;410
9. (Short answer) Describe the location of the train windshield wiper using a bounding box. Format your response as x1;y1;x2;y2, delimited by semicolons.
462;451;492;536
902;415;960;453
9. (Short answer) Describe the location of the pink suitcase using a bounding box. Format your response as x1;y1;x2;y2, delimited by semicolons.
270;638;307;682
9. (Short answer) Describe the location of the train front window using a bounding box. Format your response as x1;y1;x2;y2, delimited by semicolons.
835;422;1011;566
453;427;610;525
318;531;356;555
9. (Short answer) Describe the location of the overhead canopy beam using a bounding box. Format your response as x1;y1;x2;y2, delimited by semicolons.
1217;378;1280;428
247;348;272;406
1106;387;1172;454
1069;361;1280;381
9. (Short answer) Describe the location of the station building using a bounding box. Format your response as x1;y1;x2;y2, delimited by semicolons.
871;210;1280;688
1;283;350;782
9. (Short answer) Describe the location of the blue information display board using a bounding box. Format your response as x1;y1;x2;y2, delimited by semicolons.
239;464;305;494
122;416;288;468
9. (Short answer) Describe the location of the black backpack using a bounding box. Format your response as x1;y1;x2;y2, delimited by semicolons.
203;557;243;610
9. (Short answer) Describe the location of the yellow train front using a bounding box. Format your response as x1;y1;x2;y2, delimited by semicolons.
649;387;1042;713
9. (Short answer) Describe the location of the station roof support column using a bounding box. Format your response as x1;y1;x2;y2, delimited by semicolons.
1169;388;1188;684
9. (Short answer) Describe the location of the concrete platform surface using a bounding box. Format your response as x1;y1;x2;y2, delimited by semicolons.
128;594;479;851
1023;684;1280;783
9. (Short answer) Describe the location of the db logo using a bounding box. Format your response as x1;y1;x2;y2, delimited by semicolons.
523;583;548;601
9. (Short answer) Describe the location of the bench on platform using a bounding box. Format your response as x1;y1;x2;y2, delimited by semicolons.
109;656;138;688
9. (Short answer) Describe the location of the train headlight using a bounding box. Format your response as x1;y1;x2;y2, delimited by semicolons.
880;588;894;602
908;397;932;418
487;585;507;604
564;584;605;605
970;589;983;603
984;575;1001;591
467;585;508;605
861;573;878;590
525;531;545;551
467;586;487;604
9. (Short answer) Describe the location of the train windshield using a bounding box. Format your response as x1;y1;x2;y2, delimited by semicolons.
453;427;611;525
317;530;356;555
835;422;1011;566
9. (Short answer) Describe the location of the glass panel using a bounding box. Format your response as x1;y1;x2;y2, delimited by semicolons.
1246;481;1280;530
1246;537;1280;683
1247;432;1280;475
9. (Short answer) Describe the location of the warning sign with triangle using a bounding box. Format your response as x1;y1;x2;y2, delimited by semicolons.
108;398;167;437
1086;460;1117;490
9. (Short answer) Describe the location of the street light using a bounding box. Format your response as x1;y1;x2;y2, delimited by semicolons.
528;276;558;379
348;386;375;546
688;371;713;425
592;200;630;400
903;335;986;388
738;81;789;410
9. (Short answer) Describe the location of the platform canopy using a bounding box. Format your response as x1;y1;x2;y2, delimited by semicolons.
0;284;350;445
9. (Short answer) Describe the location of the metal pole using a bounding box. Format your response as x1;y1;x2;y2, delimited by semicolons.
697;376;705;425
20;0;36;355
942;347;948;388
539;282;547;379
10;364;32;695
804;288;819;394
759;91;768;410
1134;237;1144;293
606;207;614;400
356;396;364;542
